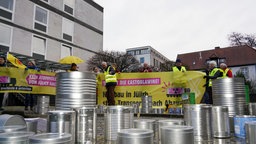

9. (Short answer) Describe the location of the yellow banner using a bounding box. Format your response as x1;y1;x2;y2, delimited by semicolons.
0;67;56;95
97;71;206;108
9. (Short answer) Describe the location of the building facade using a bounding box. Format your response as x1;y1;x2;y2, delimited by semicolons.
126;46;170;69
0;0;103;71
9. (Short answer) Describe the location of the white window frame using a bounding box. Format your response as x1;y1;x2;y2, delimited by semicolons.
31;35;47;57
63;0;74;16
0;0;16;21
61;43;73;59
0;23;13;50
62;17;74;42
33;5;49;33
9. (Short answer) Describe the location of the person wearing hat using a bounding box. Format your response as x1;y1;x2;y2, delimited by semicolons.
24;60;40;111
172;59;186;72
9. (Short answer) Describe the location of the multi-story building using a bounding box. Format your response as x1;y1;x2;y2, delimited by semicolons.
0;0;103;71
126;46;171;69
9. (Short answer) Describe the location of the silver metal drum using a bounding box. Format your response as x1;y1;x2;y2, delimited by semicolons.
141;95;152;113
134;119;156;142
35;95;50;115
73;107;97;144
160;125;194;144
183;104;213;142
117;128;154;144
47;110;76;144
212;78;246;116
132;103;140;114
212;106;230;138
158;119;184;142
0;114;26;126
248;103;256;115
55;72;96;110
25;118;38;133
29;133;72;144
0;131;34;144
245;121;256;144
152;108;164;114
104;106;133;142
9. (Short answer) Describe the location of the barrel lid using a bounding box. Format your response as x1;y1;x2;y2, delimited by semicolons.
118;128;153;138
29;133;72;143
48;110;75;115
134;119;155;123
234;115;256;118
161;125;193;133
158;119;184;124
0;131;34;141
0;125;27;133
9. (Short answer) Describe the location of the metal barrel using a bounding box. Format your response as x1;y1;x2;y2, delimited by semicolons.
248;103;256;115
55;72;96;110
73;107;97;144
234;115;256;138
212;106;230;138
0;131;34;144
245;121;256;144
152;108;164;114
212;78;246;116
35;95;50;115
117;128;154;144
104;106;133;142
183;104;213;142
47;110;76;144
132;103;140;114
29;133;72;144
141;95;152;114
160;125;194;144
0;114;26;126
134;119;156;142
25;118;38;134
158;119;184;142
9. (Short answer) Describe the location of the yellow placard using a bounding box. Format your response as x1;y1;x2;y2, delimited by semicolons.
0;67;56;95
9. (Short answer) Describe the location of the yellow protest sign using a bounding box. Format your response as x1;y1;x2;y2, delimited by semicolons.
97;71;206;108
0;67;56;95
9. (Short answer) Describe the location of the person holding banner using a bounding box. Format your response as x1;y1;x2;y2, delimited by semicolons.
101;61;117;105
0;56;6;110
24;60;40;111
203;60;223;104
172;59;186;72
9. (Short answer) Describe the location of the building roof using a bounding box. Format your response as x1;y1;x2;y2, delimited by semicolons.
177;45;256;70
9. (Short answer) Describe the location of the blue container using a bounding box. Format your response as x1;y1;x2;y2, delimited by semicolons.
234;115;256;138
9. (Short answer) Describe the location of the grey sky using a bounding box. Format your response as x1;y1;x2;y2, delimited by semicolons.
94;0;256;61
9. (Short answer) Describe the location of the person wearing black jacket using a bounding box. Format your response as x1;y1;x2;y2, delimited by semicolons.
203;61;223;104
0;56;6;110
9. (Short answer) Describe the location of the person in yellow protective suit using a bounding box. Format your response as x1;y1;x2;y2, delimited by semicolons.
172;59;186;72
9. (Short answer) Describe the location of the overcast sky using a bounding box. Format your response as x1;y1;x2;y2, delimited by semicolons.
93;0;256;61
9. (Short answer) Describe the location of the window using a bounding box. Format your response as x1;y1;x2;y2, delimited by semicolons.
240;67;249;79
140;57;144;63
34;6;48;32
136;50;141;55
63;0;74;15
127;51;134;55
0;0;14;20
0;24;12;51
61;44;72;59
141;49;148;54
62;18;74;42
32;35;46;55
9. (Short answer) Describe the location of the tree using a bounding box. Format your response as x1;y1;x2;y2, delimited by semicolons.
87;50;140;72
228;32;256;47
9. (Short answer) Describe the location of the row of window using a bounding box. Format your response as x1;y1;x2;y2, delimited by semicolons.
127;49;150;56
0;0;75;59
0;0;75;43
0;23;72;60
